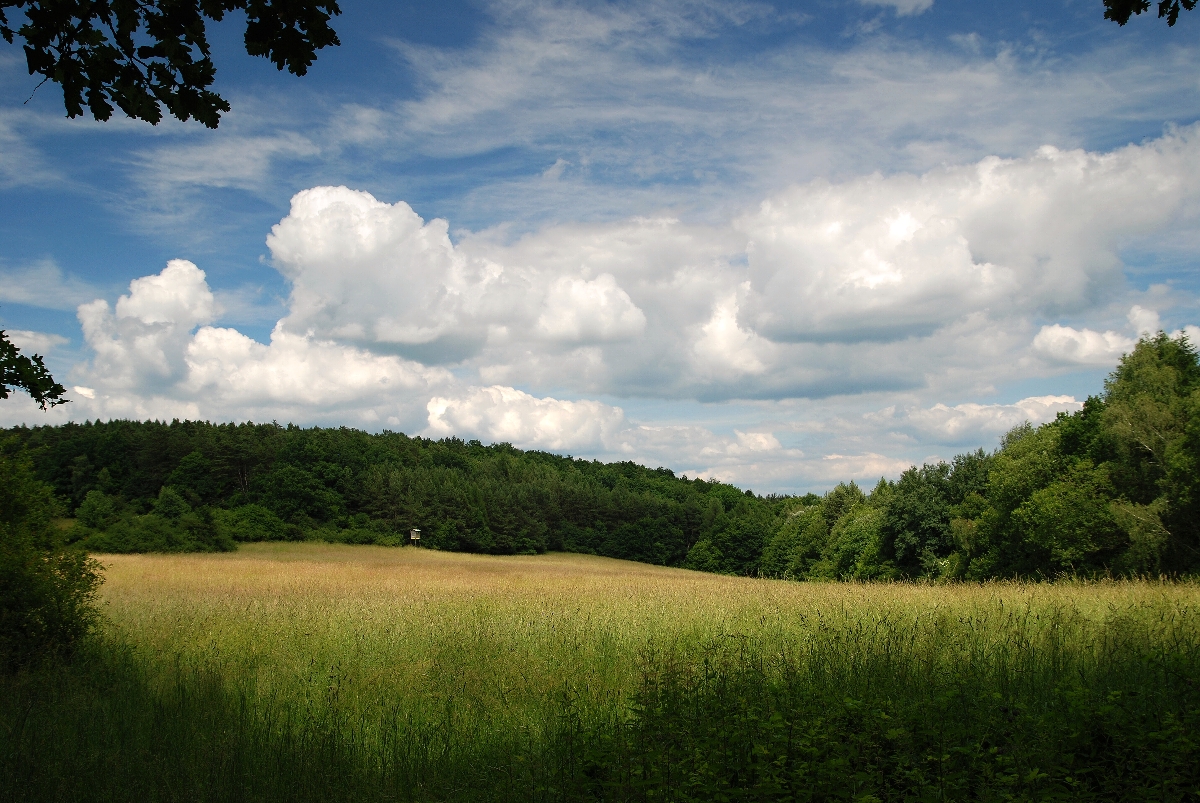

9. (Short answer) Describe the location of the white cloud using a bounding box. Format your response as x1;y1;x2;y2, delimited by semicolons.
426;385;627;451
64;259;451;426
0;110;60;188
77;260;215;391
134;132;320;192
691;288;772;379
184;326;446;409
267;185;504;363
116;260;215;327
3;329;68;354
817;453;915;484
422;386;806;487
1032;324;1136;366
739;132;1200;345
379;0;1200;231
13;129;1200;491
1128;304;1161;336
536;273;646;342
868;395;1083;444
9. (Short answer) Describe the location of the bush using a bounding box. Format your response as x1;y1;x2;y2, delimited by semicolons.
214;504;300;542
75;487;235;553
0;446;102;672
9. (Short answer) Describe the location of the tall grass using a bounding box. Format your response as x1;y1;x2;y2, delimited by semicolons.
3;544;1199;801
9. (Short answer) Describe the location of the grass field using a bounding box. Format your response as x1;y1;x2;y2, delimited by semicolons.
4;544;1200;802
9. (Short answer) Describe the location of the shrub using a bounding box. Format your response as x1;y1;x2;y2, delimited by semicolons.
214;504;299;542
0;446;102;671
77;487;235;553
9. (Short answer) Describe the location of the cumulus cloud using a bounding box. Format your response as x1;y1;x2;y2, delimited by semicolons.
247;131;1200;409
691;288;773;379
1032;324;1136;366
184;326;446;411
267;185;496;363
17;130;1200;492
66;259;451;426
739;132;1200;345
1128;305;1161;336
426;385;627;451
77;260;216;391
817;453;915;484
470;129;1199;402
422;386;805;486
536;273;646;342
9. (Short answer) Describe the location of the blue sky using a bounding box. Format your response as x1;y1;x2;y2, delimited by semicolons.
2;0;1198;492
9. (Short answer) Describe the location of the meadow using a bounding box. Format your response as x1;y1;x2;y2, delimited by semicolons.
3;543;1200;802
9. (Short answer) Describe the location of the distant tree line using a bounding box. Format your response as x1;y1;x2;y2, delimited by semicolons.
4;333;1199;578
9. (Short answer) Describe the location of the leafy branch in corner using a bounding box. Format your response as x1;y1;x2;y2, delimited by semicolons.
1104;0;1196;26
0;330;68;410
0;0;341;128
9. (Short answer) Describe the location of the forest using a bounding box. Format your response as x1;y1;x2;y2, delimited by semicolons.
5;332;1199;579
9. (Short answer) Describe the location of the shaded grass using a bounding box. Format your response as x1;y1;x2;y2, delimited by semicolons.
3;544;1200;801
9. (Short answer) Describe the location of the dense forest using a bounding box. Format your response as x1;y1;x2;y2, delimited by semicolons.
4;333;1199;579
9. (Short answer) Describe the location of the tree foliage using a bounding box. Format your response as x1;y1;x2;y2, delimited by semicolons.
0;330;67;410
0;0;340;128
0;441;101;671
1105;0;1196;26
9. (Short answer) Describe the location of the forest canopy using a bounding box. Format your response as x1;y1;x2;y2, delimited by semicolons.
4;333;1199;579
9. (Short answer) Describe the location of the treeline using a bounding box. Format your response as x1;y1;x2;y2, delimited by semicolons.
6;415;776;566
4;333;1199;578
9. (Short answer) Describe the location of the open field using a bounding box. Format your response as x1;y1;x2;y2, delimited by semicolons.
5;544;1200;801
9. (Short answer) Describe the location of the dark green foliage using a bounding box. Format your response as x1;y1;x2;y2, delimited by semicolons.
760;333;1200;581
75;489;117;530
4;420;774;568
215;503;298;542
1011;461;1127;573
880;463;954;577
0;329;67;410
69;485;235;553
0;0;340;128
1105;0;1196;26
0;444;101;672
969;333;1200;578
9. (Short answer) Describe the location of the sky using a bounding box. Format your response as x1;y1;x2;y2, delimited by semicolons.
1;0;1198;494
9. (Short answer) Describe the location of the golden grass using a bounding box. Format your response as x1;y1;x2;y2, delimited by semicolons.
94;542;1200;738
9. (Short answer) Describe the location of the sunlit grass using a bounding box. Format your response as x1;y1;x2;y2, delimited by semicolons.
93;543;1200;743
6;543;1200;801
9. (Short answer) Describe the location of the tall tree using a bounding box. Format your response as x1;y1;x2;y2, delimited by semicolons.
1;0;340;128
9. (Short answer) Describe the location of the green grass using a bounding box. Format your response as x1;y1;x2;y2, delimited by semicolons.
3;543;1200;801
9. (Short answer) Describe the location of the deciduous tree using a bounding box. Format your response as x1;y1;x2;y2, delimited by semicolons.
1105;0;1196;26
1;0;340;128
0;330;67;410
